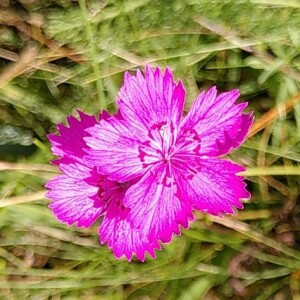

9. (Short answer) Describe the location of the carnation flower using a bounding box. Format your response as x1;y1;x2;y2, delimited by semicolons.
46;65;253;261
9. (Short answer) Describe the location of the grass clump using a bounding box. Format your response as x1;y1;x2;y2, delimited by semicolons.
0;0;299;299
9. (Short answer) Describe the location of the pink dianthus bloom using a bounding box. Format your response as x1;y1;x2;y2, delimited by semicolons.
46;65;253;261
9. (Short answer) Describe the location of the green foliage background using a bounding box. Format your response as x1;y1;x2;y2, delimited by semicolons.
0;0;300;299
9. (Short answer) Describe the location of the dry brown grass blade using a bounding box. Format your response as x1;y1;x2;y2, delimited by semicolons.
0;162;57;173
0;45;38;88
0;8;83;62
194;16;300;82
0;191;46;208
0;46;79;87
194;16;254;52
247;93;300;138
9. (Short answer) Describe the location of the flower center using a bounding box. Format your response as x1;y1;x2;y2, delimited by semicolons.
94;179;128;211
138;121;175;167
138;122;202;183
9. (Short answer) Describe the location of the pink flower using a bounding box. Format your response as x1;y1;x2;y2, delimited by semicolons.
46;111;161;261
85;65;253;247
46;65;253;261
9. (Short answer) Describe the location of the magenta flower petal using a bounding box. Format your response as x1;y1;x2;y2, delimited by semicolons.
85;113;146;182
123;165;194;244
48;111;97;165
99;202;161;262
179;158;251;215
118;65;186;131
46;163;103;228
179;87;253;156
